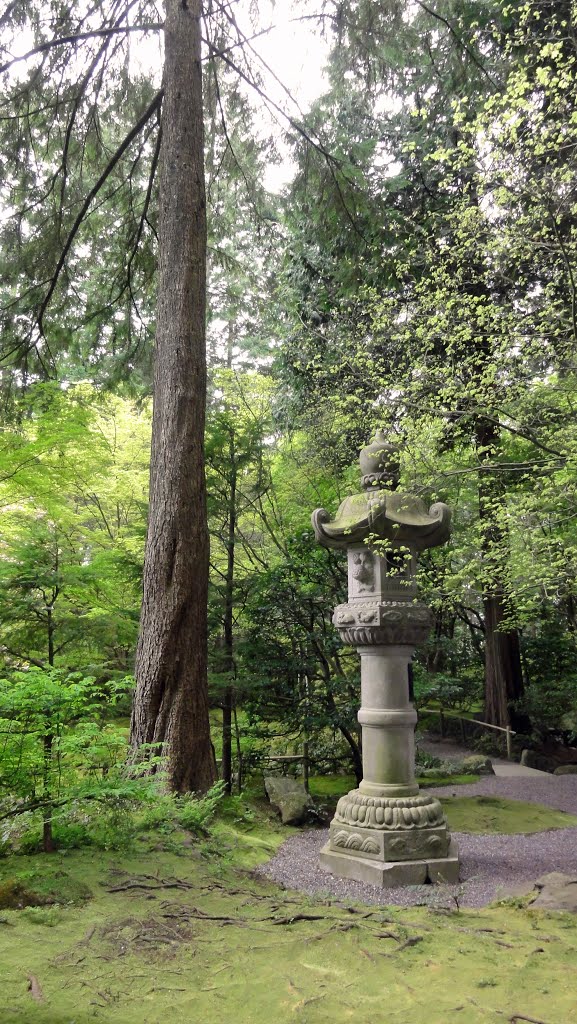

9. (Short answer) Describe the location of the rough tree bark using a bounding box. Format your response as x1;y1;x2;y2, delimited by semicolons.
130;0;216;793
477;418;524;729
220;429;236;796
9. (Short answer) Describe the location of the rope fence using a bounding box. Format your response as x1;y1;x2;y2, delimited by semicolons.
418;707;515;760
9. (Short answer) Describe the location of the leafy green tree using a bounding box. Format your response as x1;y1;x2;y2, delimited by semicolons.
277;0;577;731
205;369;274;791
0;383;149;675
0;668;132;853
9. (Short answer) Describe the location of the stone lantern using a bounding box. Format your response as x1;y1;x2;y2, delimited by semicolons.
312;431;460;886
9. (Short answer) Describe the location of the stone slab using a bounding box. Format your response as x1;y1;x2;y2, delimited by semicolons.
319;838;460;887
328;821;450;862
531;872;577;912
492;763;550;778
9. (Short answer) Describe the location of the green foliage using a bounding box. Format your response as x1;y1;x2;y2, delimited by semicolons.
176;783;227;836
0;667;154;852
414;669;483;713
1;0;577;792
518;617;577;737
0;383;149;676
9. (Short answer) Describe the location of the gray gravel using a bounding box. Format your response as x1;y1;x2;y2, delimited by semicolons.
256;775;577;908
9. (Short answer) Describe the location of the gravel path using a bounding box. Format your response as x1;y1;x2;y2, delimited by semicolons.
257;775;577;908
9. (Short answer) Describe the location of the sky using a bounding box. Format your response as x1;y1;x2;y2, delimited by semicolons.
207;1;331;191
2;1;330;192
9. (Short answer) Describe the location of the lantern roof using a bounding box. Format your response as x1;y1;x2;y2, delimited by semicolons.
312;431;451;552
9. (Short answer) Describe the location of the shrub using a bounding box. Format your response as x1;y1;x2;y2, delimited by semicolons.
176;782;226;836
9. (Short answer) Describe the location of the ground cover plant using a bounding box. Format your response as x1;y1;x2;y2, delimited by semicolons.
1;797;577;1024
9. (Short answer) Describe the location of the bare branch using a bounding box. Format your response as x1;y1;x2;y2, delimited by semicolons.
36;90;163;339
0;23;163;76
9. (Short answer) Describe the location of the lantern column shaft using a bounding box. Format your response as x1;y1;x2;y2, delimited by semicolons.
357;645;418;798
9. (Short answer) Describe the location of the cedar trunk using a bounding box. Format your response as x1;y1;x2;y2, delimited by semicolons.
477;419;524;728
130;0;215;793
221;437;236;795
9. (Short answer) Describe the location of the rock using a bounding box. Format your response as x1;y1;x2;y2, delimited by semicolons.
264;776;313;825
520;749;557;773
554;765;577;775
542;739;577;764
461;755;494;775
531;872;577;912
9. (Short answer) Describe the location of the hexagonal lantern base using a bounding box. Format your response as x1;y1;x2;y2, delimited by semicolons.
319;837;460;888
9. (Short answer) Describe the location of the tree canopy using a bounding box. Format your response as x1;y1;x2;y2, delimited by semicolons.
0;0;576;794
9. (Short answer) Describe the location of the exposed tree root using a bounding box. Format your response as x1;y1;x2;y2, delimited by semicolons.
106;874;193;893
509;1016;553;1024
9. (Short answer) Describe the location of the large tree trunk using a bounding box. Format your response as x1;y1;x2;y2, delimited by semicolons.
483;593;524;726
130;0;215;793
477;419;524;728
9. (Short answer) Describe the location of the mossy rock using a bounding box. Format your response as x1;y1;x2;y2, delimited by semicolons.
264;776;313;825
0;880;51;910
461;755;494;775
0;869;92;908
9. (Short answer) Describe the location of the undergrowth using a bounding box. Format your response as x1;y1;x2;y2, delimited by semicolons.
1;780;257;857
0;797;576;1024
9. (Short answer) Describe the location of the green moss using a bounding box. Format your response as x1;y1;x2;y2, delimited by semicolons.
0;880;50;910
0;866;92;906
1;805;577;1024
308;774;357;798
440;795;577;834
0;840;576;1024
418;773;479;787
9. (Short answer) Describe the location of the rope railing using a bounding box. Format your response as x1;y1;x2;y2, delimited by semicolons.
418;707;515;760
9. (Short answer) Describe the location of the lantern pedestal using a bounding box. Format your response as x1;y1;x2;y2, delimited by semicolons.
319;642;459;887
319;838;460;887
312;431;460;888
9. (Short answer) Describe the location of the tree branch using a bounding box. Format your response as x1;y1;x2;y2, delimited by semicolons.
0;23;163;76
415;1;500;89
36;90;163;339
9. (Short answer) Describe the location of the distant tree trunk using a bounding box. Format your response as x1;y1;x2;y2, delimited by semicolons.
42;731;55;853
130;0;215;793
44;599;56;850
47;604;55;668
483;593;524;726
221;432;237;795
477;419;524;728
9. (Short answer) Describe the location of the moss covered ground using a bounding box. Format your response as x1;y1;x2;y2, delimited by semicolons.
308;773;481;801
440;795;577;834
1;795;577;1024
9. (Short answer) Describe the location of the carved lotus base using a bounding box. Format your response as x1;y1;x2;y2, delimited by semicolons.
328;821;450;862
321;789;460;886
333;600;432;646
320;837;460;887
334;789;445;830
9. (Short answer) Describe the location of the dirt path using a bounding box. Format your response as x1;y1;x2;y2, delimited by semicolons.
418;737;549;776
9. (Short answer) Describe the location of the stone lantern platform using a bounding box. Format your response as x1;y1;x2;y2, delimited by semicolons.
312;432;460;887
